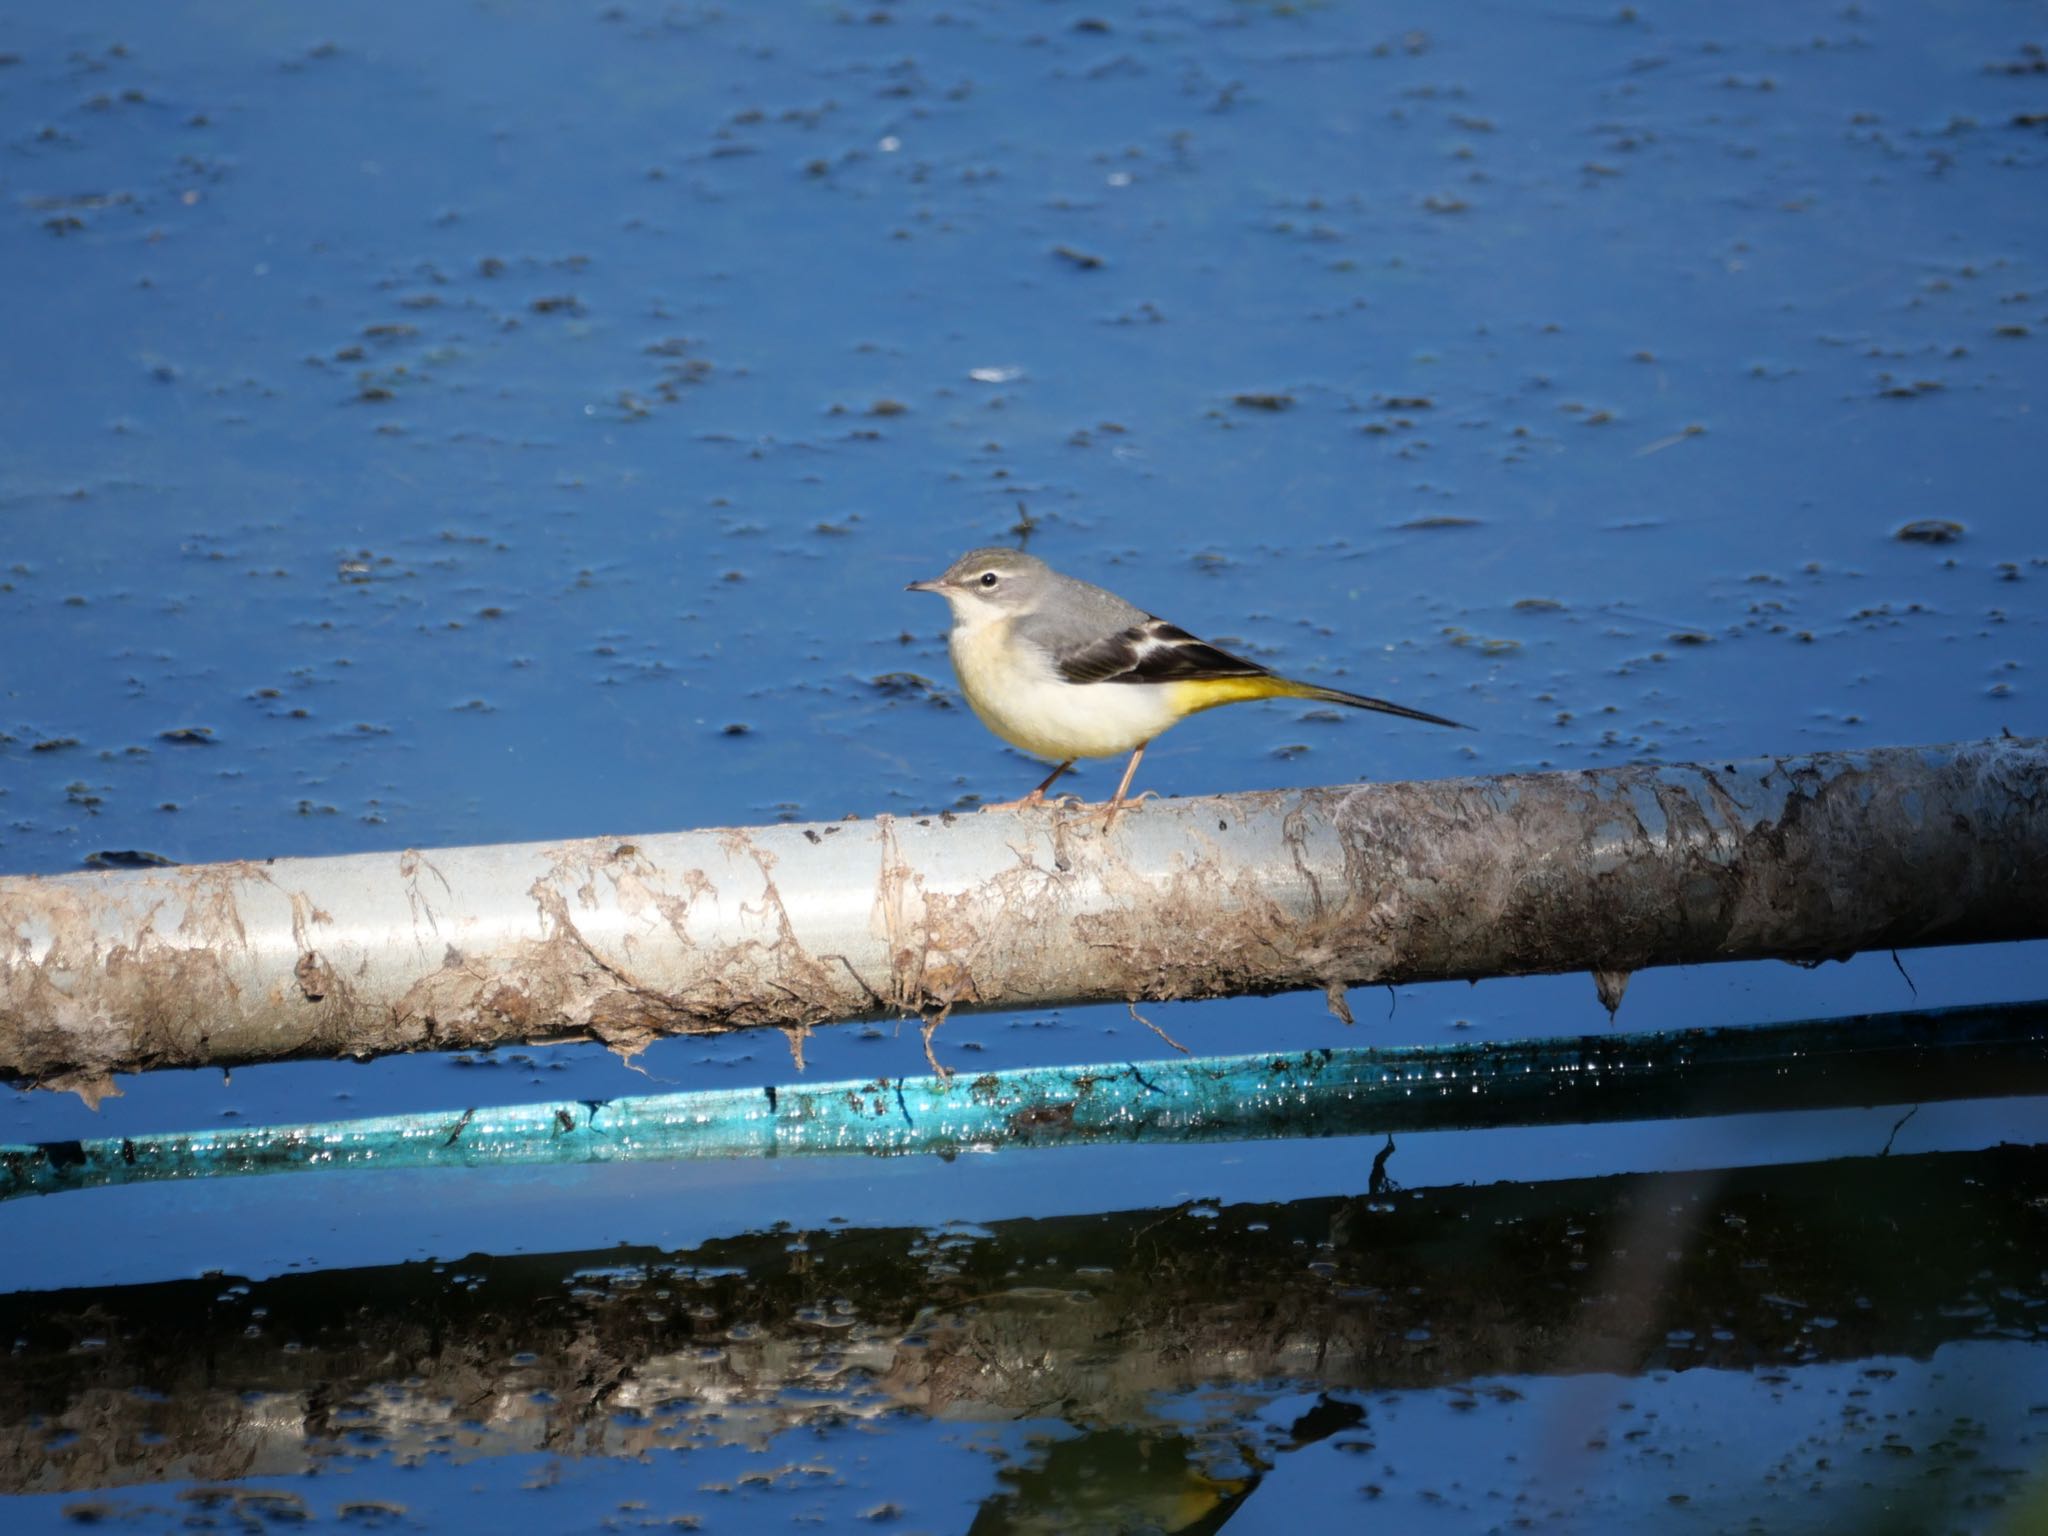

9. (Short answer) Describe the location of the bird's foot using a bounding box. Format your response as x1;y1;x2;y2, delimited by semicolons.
1064;790;1161;828
978;790;1050;813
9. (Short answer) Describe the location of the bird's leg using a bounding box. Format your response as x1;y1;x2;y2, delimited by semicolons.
1110;743;1149;805
1073;743;1153;828
979;759;1075;813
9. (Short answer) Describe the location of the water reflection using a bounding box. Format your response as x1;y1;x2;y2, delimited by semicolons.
5;1141;2042;1521
968;1429;1260;1536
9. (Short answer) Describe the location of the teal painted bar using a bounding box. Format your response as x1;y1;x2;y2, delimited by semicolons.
5;1003;2045;1202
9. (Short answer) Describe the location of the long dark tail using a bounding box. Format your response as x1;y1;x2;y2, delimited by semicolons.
1288;679;1470;730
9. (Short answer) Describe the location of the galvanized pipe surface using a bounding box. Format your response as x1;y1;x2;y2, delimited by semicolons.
2;738;2044;1097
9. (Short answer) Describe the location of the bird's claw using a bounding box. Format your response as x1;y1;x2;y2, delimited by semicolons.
1063;790;1159;826
978;791;1048;813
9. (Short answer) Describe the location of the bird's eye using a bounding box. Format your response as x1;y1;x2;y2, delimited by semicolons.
979;572;999;588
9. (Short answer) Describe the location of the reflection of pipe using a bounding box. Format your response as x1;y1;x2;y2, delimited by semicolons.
5;1002;2046;1201
3;1142;2042;1494
3;738;2045;1097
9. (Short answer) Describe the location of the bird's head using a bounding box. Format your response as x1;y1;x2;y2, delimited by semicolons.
906;547;1052;625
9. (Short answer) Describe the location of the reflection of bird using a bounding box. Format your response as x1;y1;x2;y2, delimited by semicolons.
908;548;1467;811
965;1427;1261;1536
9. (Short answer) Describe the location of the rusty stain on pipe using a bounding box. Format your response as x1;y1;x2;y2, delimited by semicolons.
2;738;2045;1101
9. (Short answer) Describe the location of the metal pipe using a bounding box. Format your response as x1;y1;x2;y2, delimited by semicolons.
5;1003;2045;1203
3;738;2045;1097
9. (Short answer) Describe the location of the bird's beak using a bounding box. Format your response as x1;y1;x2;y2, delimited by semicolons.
905;578;946;594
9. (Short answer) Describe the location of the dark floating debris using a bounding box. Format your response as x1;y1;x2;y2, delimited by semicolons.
158;726;216;745
1895;519;1965;545
869;672;932;696
83;850;178;870
1052;244;1105;270
1233;392;1294;411
870;673;950;706
1985;42;2047;76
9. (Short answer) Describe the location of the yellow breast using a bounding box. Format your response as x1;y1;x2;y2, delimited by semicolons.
947;617;1182;761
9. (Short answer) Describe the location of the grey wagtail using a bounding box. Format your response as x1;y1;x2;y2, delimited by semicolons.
907;547;1467;810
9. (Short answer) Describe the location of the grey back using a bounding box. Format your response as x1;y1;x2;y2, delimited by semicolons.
1014;569;1151;657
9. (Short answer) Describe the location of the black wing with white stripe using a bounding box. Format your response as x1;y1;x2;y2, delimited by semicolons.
1057;618;1271;686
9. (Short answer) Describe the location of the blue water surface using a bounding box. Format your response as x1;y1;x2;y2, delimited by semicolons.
2;0;2045;1526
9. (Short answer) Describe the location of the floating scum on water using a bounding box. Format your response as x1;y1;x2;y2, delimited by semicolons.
1;739;2045;1104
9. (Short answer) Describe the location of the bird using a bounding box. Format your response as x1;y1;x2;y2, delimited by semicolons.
906;547;1466;812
